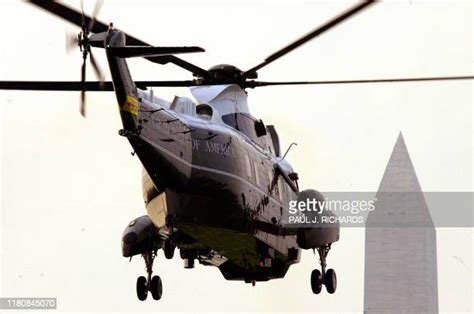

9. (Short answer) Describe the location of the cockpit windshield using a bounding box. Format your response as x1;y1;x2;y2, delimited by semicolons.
222;112;260;143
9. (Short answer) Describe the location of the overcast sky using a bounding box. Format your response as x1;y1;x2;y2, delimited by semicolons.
1;0;472;313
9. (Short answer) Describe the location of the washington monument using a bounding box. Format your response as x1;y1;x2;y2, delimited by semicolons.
364;133;438;313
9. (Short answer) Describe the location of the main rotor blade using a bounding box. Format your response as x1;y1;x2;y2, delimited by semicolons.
88;0;104;32
147;55;210;78
28;0;210;77
0;81;113;91
0;81;198;91
109;46;205;58
135;81;198;88
243;0;377;77
245;75;474;88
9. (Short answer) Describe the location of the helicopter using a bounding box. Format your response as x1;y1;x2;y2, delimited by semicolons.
1;0;473;302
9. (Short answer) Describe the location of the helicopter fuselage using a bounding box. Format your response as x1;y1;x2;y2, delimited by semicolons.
124;88;301;278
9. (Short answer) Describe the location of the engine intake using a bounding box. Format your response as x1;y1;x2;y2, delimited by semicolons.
121;215;162;257
295;189;340;249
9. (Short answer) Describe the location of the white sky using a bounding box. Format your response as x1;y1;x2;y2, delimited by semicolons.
1;0;472;313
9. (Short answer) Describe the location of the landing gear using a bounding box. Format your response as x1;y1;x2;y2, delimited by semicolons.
324;268;337;294
150;275;163;300
310;269;322;294
311;244;337;294
136;250;163;301
136;276;148;301
164;239;175;259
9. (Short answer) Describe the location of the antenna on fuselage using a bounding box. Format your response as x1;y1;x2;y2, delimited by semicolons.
282;142;297;160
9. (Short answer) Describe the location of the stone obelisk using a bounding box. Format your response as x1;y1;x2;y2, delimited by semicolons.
364;133;438;313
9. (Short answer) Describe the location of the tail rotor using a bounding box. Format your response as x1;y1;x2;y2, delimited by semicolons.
65;0;105;117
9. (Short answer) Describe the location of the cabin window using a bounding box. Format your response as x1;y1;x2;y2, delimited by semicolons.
196;103;213;121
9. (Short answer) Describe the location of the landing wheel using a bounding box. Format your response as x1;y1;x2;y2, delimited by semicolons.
311;269;322;294
136;250;163;301
136;276;148;301
164;239;175;259
150;276;163;300
311;244;337;294
324;269;337;294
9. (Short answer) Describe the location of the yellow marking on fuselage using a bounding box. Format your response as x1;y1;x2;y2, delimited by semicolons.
122;95;139;115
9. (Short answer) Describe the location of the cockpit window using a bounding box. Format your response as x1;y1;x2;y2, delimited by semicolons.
222;112;259;141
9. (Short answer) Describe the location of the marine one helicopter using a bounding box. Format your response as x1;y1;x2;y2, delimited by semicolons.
1;0;473;301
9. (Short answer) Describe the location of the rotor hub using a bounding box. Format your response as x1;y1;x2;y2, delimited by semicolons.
204;64;256;86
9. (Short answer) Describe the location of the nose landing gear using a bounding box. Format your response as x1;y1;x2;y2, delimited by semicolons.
136;250;163;301
136;276;148;301
310;244;337;294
